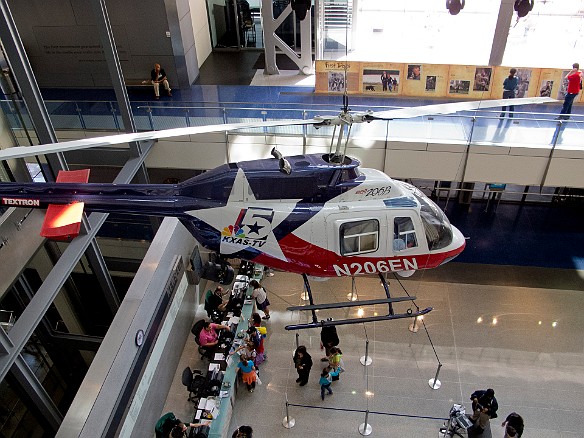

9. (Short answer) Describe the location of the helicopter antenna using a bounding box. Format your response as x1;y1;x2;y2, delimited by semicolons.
341;9;349;115
342;0;352;114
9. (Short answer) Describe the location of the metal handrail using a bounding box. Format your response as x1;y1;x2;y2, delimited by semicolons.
1;98;583;146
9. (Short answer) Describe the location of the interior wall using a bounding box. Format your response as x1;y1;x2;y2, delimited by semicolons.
190;0;212;68
6;0;199;87
56;218;198;437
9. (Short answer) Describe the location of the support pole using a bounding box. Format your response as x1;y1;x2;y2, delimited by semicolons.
408;315;419;333
359;338;372;366
282;396;296;428
378;273;394;315
295;332;299;350
428;363;443;390
347;276;357;301
300;281;309;301
302;274;318;324
358;409;372;436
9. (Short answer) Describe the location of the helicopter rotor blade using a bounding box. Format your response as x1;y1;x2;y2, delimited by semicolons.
368;96;556;120
0;118;322;161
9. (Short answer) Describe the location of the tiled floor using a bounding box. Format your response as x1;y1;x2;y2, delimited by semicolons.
163;266;584;437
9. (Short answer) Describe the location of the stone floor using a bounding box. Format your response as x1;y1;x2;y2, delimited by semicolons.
163;265;584;437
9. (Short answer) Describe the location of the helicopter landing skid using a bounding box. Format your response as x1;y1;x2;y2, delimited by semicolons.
284;273;431;330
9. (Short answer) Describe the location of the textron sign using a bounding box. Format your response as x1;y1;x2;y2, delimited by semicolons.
2;198;40;206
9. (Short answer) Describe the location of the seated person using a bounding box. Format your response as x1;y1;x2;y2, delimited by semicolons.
469;388;498;433
150;63;171;99
198;321;230;349
205;286;228;317
155;412;208;438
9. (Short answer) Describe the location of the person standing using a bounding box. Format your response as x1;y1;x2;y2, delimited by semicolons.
247;326;265;365
381;71;388;91
293;346;313;386
557;63;582;120
469;388;499;434
232;425;253;438
502;412;524;437
319;367;333;400
237;355;257;392
500;68;518;118
151;63;172;99
250;280;270;319
320;321;339;358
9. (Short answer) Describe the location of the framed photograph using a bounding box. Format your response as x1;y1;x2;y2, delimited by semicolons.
449;79;470;94
425;75;437;91
363;69;400;93
328;72;346;92
407;64;421;80
556;70;571;100
473;67;492;91
539;80;553;97
515;68;532;98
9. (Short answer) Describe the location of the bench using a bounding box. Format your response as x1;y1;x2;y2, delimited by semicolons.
124;79;151;88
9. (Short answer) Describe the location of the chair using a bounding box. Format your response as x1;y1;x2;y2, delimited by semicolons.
181;366;205;402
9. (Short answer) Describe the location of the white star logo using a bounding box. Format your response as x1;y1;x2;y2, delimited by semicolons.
188;168;298;261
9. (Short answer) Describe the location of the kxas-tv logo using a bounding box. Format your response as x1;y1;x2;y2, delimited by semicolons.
221;207;274;248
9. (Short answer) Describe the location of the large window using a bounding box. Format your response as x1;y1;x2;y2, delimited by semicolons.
340;219;379;255
324;0;501;65
503;1;584;68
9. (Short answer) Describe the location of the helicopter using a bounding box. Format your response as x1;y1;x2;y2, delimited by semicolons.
0;96;554;328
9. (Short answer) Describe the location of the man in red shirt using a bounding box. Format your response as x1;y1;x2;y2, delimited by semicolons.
558;63;583;120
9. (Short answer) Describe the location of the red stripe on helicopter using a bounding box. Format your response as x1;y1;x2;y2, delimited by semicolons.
251;233;465;277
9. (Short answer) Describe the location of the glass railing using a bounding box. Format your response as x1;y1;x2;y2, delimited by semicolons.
1;99;583;152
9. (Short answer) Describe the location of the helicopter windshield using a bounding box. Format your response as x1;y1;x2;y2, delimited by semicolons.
412;189;453;250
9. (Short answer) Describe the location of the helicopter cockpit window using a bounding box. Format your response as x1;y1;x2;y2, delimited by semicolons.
340;219;379;256
411;188;453;250
393;217;418;251
339;168;360;183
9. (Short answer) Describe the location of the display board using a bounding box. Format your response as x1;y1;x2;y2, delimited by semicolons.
315;61;582;104
315;60;360;94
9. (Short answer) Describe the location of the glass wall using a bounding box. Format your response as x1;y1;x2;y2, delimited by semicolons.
326;0;501;64
503;0;584;68
206;0;264;49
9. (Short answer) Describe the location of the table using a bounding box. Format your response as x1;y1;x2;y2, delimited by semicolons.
203;264;264;438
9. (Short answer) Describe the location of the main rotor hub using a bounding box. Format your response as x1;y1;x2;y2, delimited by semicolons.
314;110;374;127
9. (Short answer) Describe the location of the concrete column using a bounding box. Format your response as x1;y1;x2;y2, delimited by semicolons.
489;0;515;66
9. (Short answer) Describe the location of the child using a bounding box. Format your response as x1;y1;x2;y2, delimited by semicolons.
319;367;333;400
237;355;257;392
328;346;344;379
247;326;265;365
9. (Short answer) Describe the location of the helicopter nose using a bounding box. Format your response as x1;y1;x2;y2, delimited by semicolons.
449;225;466;256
